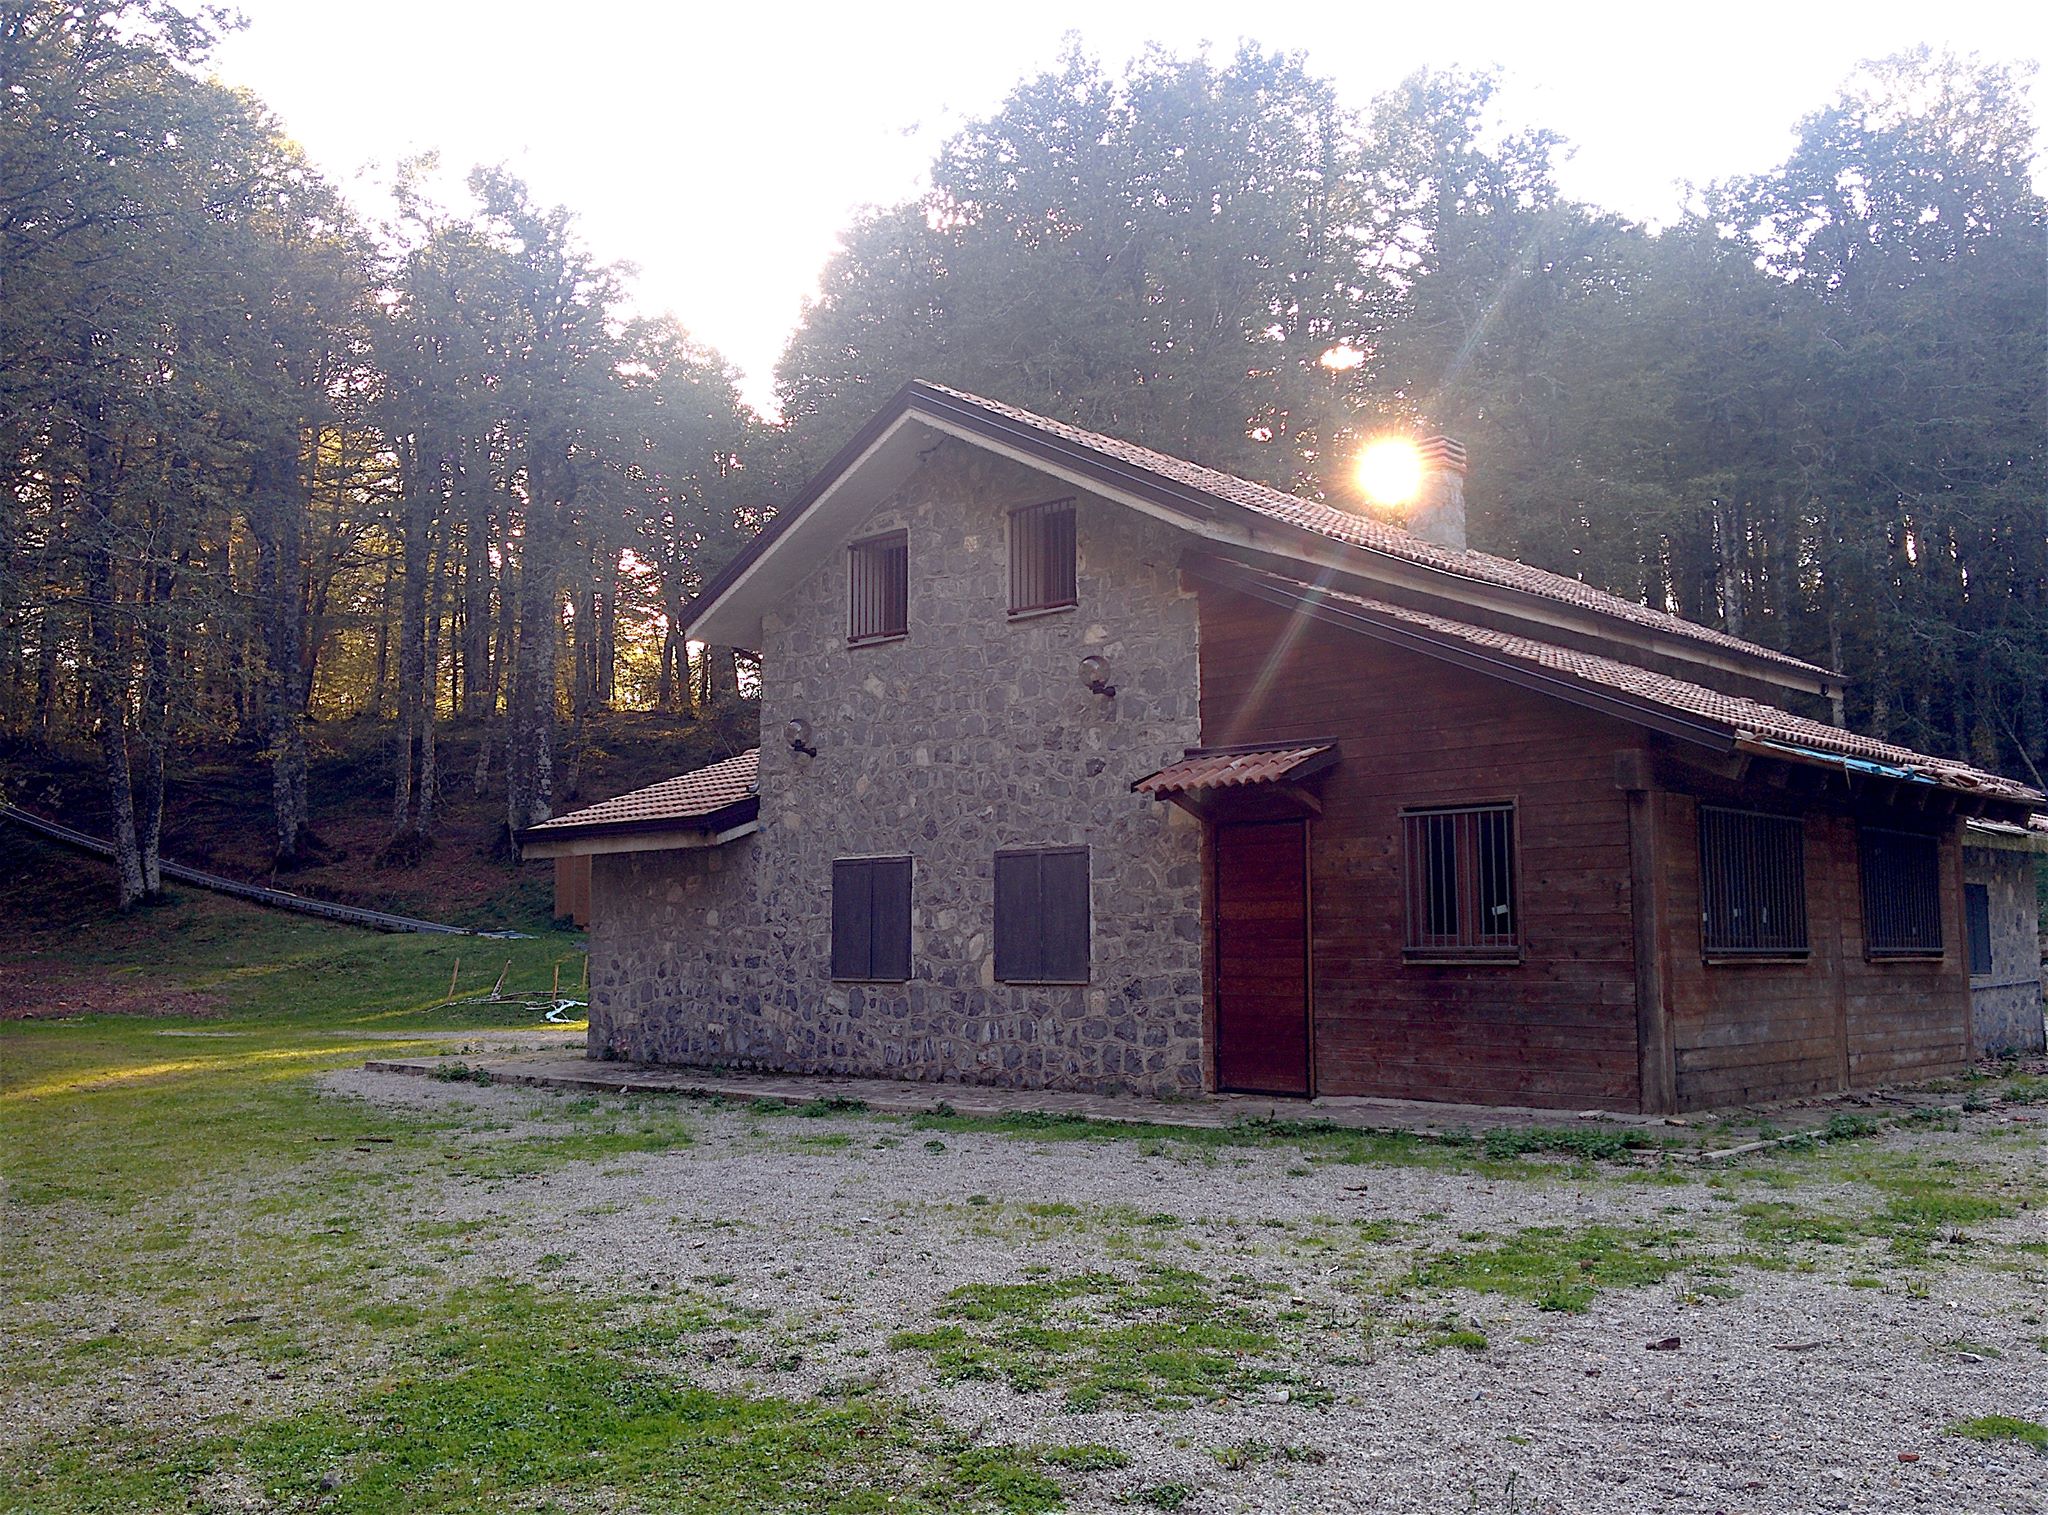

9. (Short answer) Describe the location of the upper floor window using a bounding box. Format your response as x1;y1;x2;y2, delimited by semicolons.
1699;806;1809;957
1860;827;1943;958
848;531;908;643
1402;803;1518;960
994;846;1090;983
1009;499;1077;616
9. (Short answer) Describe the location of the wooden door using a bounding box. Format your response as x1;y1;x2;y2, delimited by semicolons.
1214;819;1311;1095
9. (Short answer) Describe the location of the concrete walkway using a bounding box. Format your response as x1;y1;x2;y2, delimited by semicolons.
367;1049;1692;1135
359;1045;2033;1156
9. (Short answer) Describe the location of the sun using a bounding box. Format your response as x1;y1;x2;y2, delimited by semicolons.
1354;435;1424;507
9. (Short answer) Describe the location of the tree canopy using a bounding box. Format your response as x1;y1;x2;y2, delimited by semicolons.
2;7;2041;905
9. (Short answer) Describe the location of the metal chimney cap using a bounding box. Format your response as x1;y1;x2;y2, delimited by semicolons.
1419;436;1467;474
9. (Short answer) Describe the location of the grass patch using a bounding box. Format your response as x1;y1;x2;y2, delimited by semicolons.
1474;1125;1674;1162
13;1281;1116;1513
1735;1152;2018;1264
1405;1224;1701;1312
891;1266;1294;1409
906;1109;1652;1180
1423;1327;1489;1352
1946;1416;2048;1453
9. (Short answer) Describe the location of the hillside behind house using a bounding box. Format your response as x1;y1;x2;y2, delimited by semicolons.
0;708;754;930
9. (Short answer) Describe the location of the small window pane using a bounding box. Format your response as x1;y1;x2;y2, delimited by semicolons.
849;533;908;642
1699;806;1808;956
1009;500;1077;614
1402;804;1517;958
1965;882;1992;977
1861;828;1943;958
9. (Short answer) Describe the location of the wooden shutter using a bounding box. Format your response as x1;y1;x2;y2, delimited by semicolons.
830;859;872;980
832;857;912;981
1039;848;1090;981
871;857;913;981
993;851;1039;982
994;847;1090;983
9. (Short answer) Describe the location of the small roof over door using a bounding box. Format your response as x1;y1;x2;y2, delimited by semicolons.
1134;742;1339;818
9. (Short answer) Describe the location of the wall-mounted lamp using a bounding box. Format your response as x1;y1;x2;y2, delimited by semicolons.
1078;654;1116;699
785;717;818;758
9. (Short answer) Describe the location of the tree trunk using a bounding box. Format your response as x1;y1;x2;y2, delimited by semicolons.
389;438;424;844
460;439;495;718
506;459;565;838
251;437;310;865
80;406;145;907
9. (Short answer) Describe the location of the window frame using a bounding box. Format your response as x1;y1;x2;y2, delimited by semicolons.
1400;801;1521;964
1697;804;1811;961
1964;881;1993;979
1007;497;1078;618
1859;826;1945;960
846;530;909;645
829;855;913;983
993;846;1091;984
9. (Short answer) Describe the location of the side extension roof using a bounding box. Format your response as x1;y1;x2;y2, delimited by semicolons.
1193;558;2040;814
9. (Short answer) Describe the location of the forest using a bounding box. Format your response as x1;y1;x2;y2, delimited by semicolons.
2;2;2043;907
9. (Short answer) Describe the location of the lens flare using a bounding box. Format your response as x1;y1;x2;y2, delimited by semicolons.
1354;436;1424;507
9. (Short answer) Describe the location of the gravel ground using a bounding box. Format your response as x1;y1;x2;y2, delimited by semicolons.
287;1070;2048;1515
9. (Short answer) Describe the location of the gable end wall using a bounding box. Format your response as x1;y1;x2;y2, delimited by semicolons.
594;438;1207;1093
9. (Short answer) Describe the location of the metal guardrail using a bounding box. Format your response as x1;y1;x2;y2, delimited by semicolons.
2;804;524;938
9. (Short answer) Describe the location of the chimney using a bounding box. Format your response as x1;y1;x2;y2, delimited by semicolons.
1408;436;1467;549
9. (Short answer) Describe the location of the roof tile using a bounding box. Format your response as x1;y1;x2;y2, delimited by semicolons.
1239;567;2039;805
524;749;760;835
1134;744;1336;797
918;382;1834;680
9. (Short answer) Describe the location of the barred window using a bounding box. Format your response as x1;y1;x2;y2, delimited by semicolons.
1861;828;1943;958
1699;806;1808;957
1008;499;1077;615
848;532;908;643
1402;804;1518;959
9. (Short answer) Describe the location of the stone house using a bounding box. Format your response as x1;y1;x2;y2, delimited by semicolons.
1961;819;2046;1054
518;382;2044;1113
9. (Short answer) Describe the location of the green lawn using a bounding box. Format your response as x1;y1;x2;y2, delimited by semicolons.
4;849;2042;1512
0;870;1124;1512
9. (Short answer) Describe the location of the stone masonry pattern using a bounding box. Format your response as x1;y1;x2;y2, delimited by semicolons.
1964;846;2046;1054
587;440;1207;1094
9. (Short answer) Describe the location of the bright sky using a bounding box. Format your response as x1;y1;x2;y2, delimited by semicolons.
212;1;2047;416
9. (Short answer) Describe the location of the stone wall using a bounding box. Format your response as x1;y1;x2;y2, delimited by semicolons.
598;439;1208;1094
1965;845;2045;1054
585;837;763;1063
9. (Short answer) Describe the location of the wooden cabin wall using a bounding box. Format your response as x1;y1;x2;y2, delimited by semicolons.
1644;792;1971;1109
1197;585;1646;1110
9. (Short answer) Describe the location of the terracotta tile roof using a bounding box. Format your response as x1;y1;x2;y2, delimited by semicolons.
1228;564;2041;806
916;381;1834;681
1134;743;1338;798
523;749;760;835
